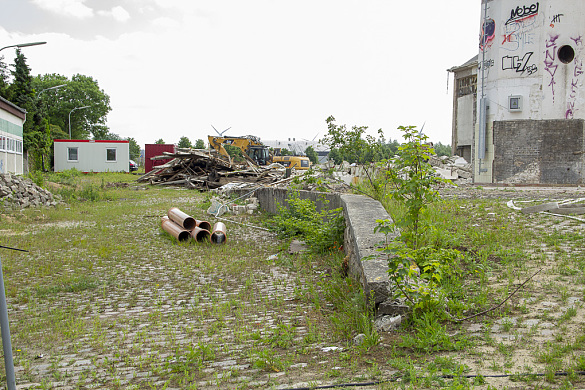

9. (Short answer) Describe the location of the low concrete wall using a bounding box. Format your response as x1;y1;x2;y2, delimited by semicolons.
239;188;394;304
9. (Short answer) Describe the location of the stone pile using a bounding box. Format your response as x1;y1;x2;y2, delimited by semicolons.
429;155;473;185
0;173;60;209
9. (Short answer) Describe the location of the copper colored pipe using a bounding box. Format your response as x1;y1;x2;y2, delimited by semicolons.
191;226;211;242
161;216;190;242
211;222;227;244
167;207;196;230
196;220;212;232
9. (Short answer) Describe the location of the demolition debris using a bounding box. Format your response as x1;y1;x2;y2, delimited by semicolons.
137;148;289;189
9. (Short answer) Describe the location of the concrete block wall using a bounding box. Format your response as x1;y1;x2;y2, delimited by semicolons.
240;187;394;305
493;119;585;185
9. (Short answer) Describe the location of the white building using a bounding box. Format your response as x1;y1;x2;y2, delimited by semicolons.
0;96;25;175
450;0;585;185
54;139;130;173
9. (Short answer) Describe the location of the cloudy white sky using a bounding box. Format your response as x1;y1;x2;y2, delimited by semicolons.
1;0;480;148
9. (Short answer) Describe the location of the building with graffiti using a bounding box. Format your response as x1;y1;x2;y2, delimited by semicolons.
449;0;585;185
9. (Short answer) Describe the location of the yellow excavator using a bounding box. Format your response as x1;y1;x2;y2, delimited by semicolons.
207;135;311;170
207;135;270;167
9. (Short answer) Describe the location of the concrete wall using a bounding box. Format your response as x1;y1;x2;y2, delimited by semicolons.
245;187;395;305
493;119;585;184
474;0;585;183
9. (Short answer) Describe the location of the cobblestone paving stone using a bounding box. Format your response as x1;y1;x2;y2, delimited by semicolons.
1;185;585;389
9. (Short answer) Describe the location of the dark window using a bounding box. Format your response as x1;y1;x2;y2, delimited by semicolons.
106;148;117;161
301;159;310;167
68;147;78;161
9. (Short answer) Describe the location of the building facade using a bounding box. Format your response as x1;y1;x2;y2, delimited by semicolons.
0;96;25;175
54;139;130;173
451;0;585;184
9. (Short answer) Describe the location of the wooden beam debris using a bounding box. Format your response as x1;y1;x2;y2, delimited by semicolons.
136;148;285;190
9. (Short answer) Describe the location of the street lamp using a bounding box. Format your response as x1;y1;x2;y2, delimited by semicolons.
0;39;46;390
0;41;46;53
68;106;90;139
37;84;67;96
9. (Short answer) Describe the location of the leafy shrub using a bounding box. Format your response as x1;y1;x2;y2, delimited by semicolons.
268;192;344;254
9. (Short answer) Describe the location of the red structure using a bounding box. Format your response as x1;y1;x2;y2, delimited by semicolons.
145;144;175;173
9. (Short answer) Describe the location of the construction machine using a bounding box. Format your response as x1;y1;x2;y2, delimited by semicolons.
207;135;270;167
207;135;312;170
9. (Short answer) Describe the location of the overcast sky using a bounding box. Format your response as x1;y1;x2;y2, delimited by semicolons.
1;0;480;148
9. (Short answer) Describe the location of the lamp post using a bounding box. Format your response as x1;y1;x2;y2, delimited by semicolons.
0;40;46;390
0;41;46;53
68;106;90;139
37;84;66;96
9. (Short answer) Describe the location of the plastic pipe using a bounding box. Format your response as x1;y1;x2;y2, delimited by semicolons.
167;207;196;230
161;216;191;241
191;226;211;242
0;256;15;390
211;222;227;244
196;219;212;231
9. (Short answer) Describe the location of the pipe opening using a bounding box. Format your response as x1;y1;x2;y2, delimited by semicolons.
196;220;212;231
558;45;575;64
191;227;211;242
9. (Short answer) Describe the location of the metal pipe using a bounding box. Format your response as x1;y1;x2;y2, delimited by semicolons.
190;226;211;242
161;216;191;241
211;222;227;244
167;207;196;230
196;219;212;231
0;256;15;390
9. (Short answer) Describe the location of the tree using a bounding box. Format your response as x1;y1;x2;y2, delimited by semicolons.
155;138;165;144
32;73;111;140
328;148;343;165
177;136;192;149
195;139;205;149
0;55;9;99
433;142;452;157
305;146;318;164
126;137;140;161
320;115;382;164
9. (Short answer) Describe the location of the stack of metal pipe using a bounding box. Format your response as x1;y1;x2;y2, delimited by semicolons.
161;207;227;244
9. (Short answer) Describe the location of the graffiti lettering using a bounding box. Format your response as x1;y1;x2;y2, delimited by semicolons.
501;16;537;52
551;14;563;24
502;52;537;74
544;35;560;100
480;18;496;50
479;59;495;70
566;37;583;119
506;2;539;25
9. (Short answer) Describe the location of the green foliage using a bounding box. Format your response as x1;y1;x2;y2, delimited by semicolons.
126;137;141;161
177;136;192;149
155;138;165;144
399;311;468;353
224;144;245;162
433;142;452;157
268;192;344;254
320;115;399;164
305;145;319;164
386;125;446;249
195;139;205;149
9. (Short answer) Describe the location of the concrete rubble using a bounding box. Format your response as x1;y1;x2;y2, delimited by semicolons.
429;155;473;185
0;173;60;209
517;198;585;216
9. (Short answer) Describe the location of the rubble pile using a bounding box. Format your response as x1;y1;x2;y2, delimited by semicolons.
0;173;60;209
429;155;473;185
137;149;287;189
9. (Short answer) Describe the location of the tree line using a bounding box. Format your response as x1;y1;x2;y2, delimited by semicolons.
0;49;140;171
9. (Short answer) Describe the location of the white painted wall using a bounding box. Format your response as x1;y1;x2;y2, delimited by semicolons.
475;0;585;182
0;107;24;175
54;140;130;173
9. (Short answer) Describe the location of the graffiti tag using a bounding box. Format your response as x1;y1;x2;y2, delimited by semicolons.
551;14;563;24
544;34;560;101
566;37;583;119
506;2;539;25
480;18;496;51
479;59;495;70
501;15;537;52
502;52;538;75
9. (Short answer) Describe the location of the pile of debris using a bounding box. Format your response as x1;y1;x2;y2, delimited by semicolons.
429;155;473;185
137;149;287;189
0;173;60;209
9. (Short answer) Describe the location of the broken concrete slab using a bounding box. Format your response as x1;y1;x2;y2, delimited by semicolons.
521;202;559;214
288;240;308;254
548;207;585;215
